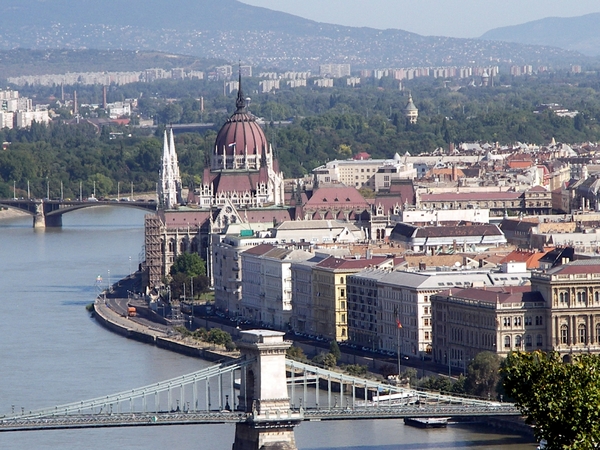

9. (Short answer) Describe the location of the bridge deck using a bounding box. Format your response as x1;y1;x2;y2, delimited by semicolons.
0;357;520;432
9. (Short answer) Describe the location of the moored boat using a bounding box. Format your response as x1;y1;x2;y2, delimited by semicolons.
404;417;449;428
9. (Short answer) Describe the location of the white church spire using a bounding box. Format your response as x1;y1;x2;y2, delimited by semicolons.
158;128;181;209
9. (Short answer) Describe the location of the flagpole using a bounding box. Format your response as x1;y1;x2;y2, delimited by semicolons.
397;324;401;376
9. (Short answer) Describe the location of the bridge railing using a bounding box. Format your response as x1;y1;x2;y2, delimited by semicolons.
3;357;254;420
285;359;516;411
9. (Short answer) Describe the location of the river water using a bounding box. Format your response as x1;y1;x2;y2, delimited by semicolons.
0;207;537;449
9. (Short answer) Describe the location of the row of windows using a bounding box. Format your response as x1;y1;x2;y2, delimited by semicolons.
559;324;600;344
558;291;600;304
504;334;543;348
502;316;543;327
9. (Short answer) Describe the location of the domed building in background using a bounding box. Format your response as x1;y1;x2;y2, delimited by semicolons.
145;74;290;289
404;92;418;124
196;74;284;208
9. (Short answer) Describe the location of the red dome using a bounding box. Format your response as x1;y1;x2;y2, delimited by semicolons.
214;110;268;157
214;78;268;157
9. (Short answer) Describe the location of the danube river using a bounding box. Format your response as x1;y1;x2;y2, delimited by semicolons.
0;207;537;449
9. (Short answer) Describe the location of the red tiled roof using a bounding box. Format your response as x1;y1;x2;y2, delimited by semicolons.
305;186;369;208
162;210;212;227
500;249;546;269
212;172;258;194
244;243;276;256
527;185;548;192
547;259;600;275
243;209;294;223
435;286;541;305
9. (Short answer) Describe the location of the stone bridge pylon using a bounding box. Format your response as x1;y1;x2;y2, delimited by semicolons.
233;330;302;450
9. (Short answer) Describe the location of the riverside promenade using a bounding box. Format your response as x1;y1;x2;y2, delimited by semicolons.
92;275;238;363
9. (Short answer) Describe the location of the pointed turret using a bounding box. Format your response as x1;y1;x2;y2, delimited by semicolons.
158;127;182;209
235;65;246;113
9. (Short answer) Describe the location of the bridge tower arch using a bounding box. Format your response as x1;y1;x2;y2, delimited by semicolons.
234;330;302;450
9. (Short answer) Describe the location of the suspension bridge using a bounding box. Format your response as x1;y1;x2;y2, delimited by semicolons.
0;330;520;449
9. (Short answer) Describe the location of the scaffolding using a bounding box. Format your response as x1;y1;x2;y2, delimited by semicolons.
144;213;163;288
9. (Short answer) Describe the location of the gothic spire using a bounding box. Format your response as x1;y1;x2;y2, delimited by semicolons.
235;62;245;112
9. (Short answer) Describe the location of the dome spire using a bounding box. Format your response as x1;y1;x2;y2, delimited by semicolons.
235;62;245;112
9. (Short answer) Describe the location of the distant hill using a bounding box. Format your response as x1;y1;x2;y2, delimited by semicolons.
480;13;600;57
0;49;227;80
0;0;587;71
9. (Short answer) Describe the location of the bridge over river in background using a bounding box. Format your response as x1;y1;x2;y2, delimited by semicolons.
0;330;520;450
0;198;157;228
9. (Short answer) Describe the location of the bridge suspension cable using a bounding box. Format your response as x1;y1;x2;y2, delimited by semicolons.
5;357;254;421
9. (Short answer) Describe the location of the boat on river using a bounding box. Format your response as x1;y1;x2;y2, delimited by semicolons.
404;417;449;428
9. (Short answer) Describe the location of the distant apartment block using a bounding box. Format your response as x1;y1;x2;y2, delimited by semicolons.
259;72;279;79
8;71;142;86
286;79;307;88
214;65;233;80
510;65;534;76
259;80;280;93
187;70;204;80
144;68;168;82
240;65;253;78
319;64;351;78
16;109;50;128
171;68;185;80
281;72;311;79
225;81;239;95
363;66;498;82
0;89;47;128
347;77;360;87
0;111;14;129
107;101;132;119
314;78;334;88
0;90;19;100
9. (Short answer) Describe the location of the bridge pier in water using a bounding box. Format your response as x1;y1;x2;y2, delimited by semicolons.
233;330;302;450
32;201;46;229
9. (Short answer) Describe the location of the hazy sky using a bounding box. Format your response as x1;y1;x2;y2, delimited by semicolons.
240;0;600;38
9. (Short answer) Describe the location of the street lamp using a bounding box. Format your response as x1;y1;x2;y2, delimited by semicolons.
129;256;132;275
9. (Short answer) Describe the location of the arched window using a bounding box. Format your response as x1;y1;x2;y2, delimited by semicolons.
595;292;600;303
504;336;511;348
560;292;565;303
515;335;522;348
525;334;532;347
561;325;569;344
579;324;587;344
536;334;543;347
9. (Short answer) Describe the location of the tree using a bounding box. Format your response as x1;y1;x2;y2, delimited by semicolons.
329;340;341;362
286;346;307;362
206;328;233;347
464;351;501;399
170;252;206;278
503;351;600;449
312;352;337;368
343;364;368;377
